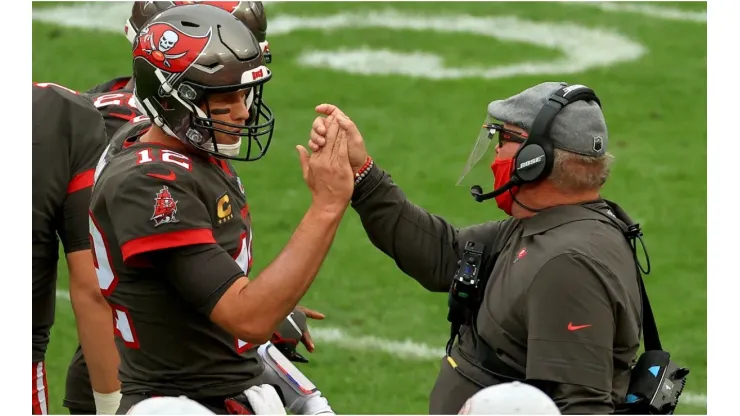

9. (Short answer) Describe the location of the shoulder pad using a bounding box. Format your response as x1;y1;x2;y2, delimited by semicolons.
33;82;105;147
85;76;132;94
33;82;96;113
87;89;140;118
86;89;143;138
108;117;152;155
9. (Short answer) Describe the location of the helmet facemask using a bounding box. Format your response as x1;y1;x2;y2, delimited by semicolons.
142;66;275;162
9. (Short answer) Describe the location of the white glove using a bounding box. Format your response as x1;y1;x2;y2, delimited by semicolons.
244;385;287;415
301;395;335;415
257;343;336;415
93;390;122;415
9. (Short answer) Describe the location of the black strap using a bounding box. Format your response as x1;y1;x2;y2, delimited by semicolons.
638;274;662;351
477;223;520;302
446;222;519;356
580;201;662;352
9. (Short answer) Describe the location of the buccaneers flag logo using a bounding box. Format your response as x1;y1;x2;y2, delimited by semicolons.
133;22;211;73
151;185;179;227
171;1;242;13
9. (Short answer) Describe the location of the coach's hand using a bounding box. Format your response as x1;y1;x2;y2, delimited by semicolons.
310;104;368;173
297;116;354;212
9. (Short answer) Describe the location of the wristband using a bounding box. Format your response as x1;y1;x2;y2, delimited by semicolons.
354;157;374;186
93;389;122;415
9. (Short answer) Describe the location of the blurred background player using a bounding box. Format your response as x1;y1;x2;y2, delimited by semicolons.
32;83;121;415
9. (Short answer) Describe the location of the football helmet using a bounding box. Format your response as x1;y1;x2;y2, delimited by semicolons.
125;1;271;63
458;382;561;415
132;4;275;161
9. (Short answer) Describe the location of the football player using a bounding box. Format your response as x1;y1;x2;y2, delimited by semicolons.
32;83;121;414
64;3;304;415
88;5;353;413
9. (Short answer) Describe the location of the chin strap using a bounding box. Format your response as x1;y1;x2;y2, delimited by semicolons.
206;138;243;157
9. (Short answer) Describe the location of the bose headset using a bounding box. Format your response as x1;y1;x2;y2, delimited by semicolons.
470;84;601;202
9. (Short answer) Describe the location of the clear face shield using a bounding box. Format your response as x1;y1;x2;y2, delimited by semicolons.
455;114;528;187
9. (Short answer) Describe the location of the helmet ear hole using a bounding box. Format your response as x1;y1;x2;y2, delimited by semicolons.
178;84;198;101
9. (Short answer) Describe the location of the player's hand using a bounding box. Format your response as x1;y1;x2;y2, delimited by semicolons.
272;307;325;363
310;104;369;173
296;116;354;213
244;384;287;415
296;305;324;353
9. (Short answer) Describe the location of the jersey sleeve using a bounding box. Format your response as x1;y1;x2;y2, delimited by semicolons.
150;244;245;316
63;89;109;253
35;83;109;253
525;253;617;395
106;163;216;265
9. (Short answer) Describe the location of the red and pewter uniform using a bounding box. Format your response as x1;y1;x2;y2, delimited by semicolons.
32;82;108;414
89;120;261;399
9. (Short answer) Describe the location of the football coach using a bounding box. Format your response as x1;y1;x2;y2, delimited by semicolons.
308;82;644;414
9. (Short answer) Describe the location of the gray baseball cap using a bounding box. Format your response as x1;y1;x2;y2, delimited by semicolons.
488;81;608;157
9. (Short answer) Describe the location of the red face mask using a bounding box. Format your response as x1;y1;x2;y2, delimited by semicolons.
490;158;520;216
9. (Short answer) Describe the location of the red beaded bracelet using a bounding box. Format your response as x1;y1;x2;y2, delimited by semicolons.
354;156;374;185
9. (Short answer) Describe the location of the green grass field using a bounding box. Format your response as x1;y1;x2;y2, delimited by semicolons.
32;1;707;414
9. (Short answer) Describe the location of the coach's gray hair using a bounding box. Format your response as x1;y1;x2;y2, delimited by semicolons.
549;148;614;193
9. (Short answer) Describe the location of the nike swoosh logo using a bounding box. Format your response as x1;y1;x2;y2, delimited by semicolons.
568;323;592;331
146;171;176;181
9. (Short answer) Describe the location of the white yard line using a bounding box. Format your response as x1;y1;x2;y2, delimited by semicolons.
55;289;706;407
564;1;706;23
33;3;647;81
31;1;283;32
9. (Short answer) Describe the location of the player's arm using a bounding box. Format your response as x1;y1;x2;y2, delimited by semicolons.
112;163;344;344
49;86;122;408
524;253;619;414
351;165;505;292
210;204;343;343
147;206;344;344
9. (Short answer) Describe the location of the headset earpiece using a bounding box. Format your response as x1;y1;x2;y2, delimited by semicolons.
513;140;551;183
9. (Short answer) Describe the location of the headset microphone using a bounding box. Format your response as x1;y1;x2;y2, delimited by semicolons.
470;177;521;203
